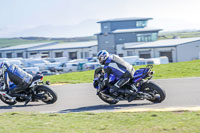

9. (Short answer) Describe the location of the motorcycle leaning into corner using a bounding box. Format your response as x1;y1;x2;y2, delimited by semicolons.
0;63;57;106
93;65;166;104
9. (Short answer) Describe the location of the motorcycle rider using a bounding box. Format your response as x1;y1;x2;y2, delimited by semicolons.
0;62;33;105
97;50;137;102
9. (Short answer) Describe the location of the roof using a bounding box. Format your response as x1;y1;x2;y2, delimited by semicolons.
124;37;200;49
0;42;56;51
97;17;153;23
29;41;97;51
112;28;162;34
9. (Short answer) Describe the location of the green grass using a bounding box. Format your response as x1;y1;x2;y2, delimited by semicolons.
148;60;200;79
44;70;94;84
0;111;200;133
0;38;49;47
44;60;200;84
158;31;200;40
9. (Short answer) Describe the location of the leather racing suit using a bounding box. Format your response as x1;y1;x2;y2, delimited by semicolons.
103;54;136;101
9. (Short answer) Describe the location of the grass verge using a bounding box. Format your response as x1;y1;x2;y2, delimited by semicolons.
0;38;50;47
44;60;200;84
0;111;200;133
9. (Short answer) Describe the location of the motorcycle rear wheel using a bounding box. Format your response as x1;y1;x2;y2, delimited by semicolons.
98;93;119;105
140;81;166;103
0;95;17;105
35;86;57;104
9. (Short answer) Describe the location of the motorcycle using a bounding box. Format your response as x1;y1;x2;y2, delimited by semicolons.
0;65;57;106
93;65;166;104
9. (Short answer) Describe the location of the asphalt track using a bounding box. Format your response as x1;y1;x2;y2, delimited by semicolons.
0;77;200;113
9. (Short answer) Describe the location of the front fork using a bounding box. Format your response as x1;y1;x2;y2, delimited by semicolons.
0;91;16;101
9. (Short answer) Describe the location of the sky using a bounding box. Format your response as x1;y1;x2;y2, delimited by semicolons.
0;0;200;37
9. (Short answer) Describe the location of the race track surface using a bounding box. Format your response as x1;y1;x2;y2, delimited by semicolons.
0;77;200;113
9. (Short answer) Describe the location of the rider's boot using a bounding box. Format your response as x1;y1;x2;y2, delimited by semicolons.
127;91;136;102
127;84;138;102
109;85;119;98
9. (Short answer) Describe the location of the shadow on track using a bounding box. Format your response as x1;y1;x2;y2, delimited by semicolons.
0;103;46;110
58;102;155;113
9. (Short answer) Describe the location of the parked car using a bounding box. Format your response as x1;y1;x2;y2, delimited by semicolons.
68;59;88;63
4;60;23;68
45;57;68;63
87;57;98;62
21;59;50;70
0;58;7;63
62;63;78;72
46;62;64;72
22;67;40;76
41;70;54;76
83;62;101;70
122;56;139;65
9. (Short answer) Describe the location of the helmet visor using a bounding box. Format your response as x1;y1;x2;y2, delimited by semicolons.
98;56;104;64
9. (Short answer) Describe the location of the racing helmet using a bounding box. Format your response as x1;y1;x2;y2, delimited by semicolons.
97;50;109;65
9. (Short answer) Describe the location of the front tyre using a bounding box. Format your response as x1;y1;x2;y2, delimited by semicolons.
98;93;119;105
141;81;166;103
35;86;57;104
0;95;17;105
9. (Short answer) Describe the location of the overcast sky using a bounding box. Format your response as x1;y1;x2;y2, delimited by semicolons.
0;0;200;37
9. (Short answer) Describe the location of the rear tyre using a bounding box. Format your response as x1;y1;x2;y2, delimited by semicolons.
140;81;166;103
0;95;17;105
35;86;57;104
98;93;119;105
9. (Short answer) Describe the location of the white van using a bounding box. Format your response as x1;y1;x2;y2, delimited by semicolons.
62;63;78;72
122;56;139;65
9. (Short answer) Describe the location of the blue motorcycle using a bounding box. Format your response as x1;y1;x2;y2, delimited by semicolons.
93;65;166;104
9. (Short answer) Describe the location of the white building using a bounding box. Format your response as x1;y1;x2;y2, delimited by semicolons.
28;41;97;60
1;38;200;63
0;41;97;60
0;42;58;58
118;37;200;62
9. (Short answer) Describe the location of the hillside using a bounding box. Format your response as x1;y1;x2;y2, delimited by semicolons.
0;36;96;48
1;30;200;48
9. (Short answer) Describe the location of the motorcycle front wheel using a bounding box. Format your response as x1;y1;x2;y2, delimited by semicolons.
0;95;17;105
98;92;119;105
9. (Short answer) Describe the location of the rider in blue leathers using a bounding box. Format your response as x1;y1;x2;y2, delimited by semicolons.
97;50;136;102
0;62;32;104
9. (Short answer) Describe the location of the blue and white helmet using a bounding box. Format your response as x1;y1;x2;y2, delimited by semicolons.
97;50;109;65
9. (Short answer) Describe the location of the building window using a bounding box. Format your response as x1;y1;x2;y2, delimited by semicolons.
6;53;12;58
42;52;49;58
137;33;158;42
151;33;158;41
69;52;77;60
136;21;147;27
84;52;89;58
127;51;133;56
81;52;84;58
55;52;63;58
118;54;124;57
30;52;37;55
0;53;2;58
17;52;23;58
139;51;151;59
